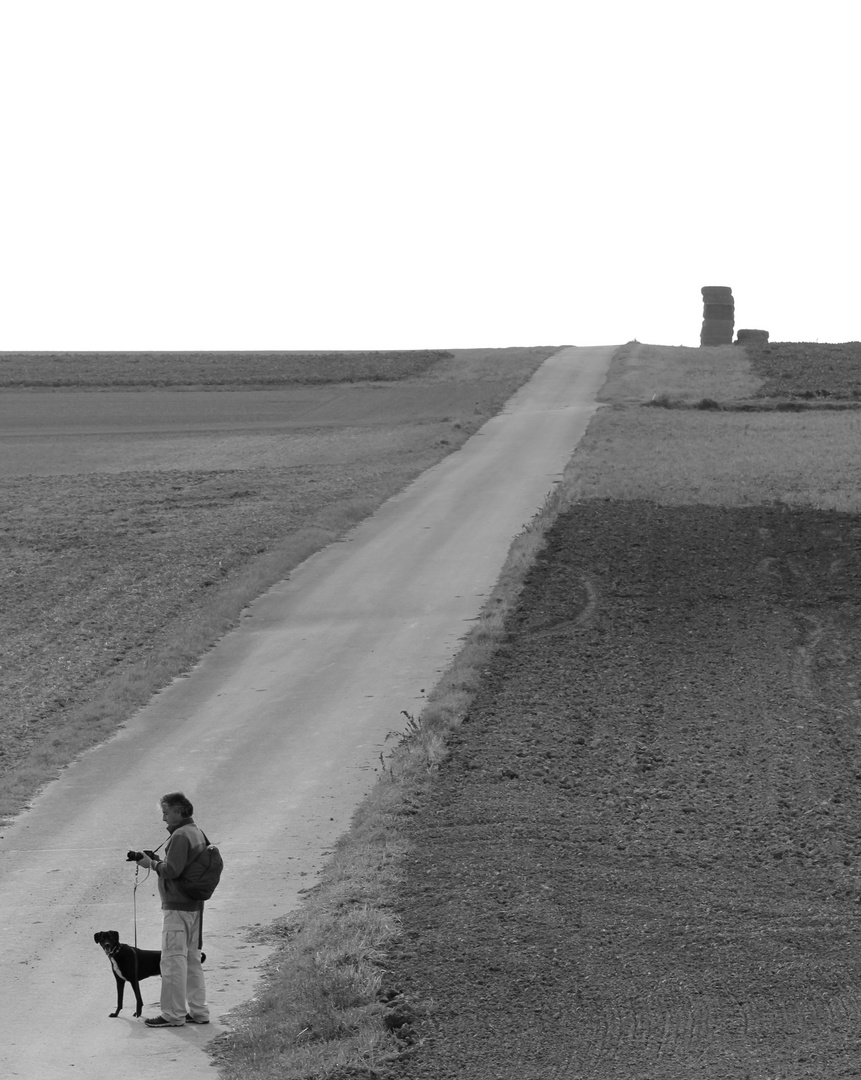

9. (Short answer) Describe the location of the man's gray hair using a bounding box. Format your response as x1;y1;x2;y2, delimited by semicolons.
161;791;194;818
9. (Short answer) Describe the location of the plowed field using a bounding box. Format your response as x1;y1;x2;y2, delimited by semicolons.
388;500;861;1079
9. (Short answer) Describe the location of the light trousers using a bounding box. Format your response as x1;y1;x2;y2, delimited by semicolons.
160;908;209;1025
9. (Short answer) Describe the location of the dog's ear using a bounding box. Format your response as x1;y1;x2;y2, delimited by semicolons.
94;933;99;943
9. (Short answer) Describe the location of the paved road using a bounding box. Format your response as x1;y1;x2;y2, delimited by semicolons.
0;345;616;1078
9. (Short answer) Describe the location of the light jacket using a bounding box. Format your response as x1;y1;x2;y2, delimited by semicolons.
155;817;206;911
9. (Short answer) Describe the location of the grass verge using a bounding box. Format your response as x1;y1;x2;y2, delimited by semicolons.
598;342;763;404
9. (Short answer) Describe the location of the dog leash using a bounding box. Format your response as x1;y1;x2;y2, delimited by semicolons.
131;839;167;992
132;839;167;942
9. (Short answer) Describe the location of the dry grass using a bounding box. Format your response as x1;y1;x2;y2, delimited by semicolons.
576;393;861;512
599;342;764;405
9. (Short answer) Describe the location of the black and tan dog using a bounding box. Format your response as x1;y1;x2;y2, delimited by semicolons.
94;930;206;1018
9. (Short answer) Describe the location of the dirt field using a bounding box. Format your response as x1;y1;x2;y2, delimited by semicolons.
386;502;861;1079
748;341;861;400
0;349;450;388
380;343;861;1080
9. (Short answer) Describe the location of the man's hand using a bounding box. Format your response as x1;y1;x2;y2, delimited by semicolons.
138;852;157;870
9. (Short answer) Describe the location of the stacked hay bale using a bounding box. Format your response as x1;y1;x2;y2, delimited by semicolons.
700;286;734;346
735;328;769;344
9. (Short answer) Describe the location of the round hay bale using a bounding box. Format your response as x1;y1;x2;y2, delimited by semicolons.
701;286;733;301
703;303;735;319
700;318;734;346
735;329;769;343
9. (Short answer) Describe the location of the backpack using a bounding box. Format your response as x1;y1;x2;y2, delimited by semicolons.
179;832;224;901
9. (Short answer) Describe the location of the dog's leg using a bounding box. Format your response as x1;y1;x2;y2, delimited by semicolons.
110;973;125;1018
129;976;145;1018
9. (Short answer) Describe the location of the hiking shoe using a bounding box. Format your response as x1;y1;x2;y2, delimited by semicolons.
185;1014;210;1024
145;1016;184;1028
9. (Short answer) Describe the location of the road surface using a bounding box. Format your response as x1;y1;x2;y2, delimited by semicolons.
0;345;615;1078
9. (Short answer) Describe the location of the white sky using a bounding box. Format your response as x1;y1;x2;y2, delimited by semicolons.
1;0;857;350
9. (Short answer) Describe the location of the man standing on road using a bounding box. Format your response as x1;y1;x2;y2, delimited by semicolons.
136;792;210;1028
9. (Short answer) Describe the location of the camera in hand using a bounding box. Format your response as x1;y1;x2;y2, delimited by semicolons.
126;849;157;862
